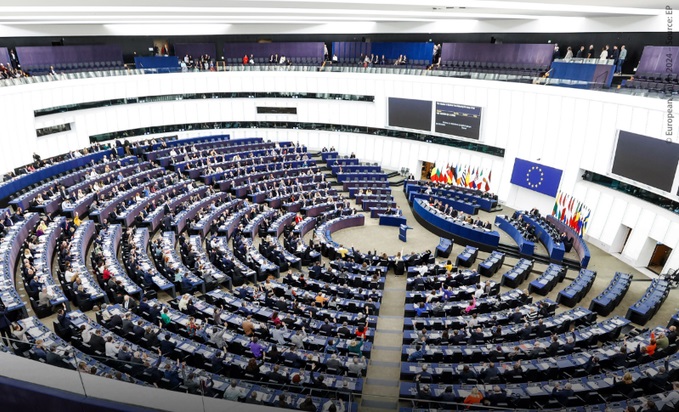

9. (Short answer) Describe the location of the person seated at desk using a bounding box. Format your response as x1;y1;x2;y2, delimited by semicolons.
415;302;430;317
527;341;545;359
104;335;120;358
468;327;484;345
608;345;629;369
331;321;350;341
658;381;679;410
484;386;508;406
518;323;533;340
611;372;636;398
222;379;246;402
464;297;477;314
464;387;484;407
45;345;72;369
159;334;176;357
407;344;426;362
413;375;438;405
645;365;670;391
299;396;317;412
281;348;305;369
551;382;575;406
562;336;576;354
645;333;658;356
487;344;504;362
479;362;501;383
267;364;289;384
457;364;477;383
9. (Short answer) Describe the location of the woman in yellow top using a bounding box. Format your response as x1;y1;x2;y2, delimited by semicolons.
444;260;453;272
73;212;82;227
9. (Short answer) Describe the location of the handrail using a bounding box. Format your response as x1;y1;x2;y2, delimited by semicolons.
0;64;658;99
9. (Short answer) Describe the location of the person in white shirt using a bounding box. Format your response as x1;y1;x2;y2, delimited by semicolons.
104;335;119;358
100;304;112;322
223;379;245;401
290;328;307;349
271;324;287;345
346;356;366;375
661;382;679;408
599;47;608;61
178;294;191;311
474;284;485;299
81;324;93;344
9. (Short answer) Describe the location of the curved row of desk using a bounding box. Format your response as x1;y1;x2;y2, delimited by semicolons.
412;199;499;251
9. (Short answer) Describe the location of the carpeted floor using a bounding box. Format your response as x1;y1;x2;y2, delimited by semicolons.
330;181;678;411
24;173;678;412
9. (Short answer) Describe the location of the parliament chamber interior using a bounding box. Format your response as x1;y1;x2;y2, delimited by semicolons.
1;1;679;412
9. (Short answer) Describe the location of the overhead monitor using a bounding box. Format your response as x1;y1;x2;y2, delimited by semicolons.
388;97;432;132
435;102;482;140
611;130;679;193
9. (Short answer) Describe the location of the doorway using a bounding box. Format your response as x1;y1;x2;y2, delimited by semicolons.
611;225;631;254
648;243;672;275
421;161;435;180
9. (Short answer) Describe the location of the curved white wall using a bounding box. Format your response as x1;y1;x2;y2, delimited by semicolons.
0;71;675;273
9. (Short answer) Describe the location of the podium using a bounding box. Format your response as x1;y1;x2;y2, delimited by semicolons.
399;225;413;242
434;237;454;258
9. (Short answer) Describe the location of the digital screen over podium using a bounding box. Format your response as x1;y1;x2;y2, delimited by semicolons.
435;102;482;140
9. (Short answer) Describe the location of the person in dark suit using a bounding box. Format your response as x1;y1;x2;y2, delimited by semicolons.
450;329;466;345
503;361;523;380
107;313;123;329
509;307;523;324
534;319;547;337
57;308;73;329
551;382;574;406
468;327;484;345
131;320;145;340
608;346;628;369
117;345;133;362
519;323;532;340
487;345;503;362
546;335;560;356
484;386;508;406
562;336;576;354
479;362;501;383
144;327;160;348
45;346;72;369
160;334;176;357
121;314;134;336
0;302;11;345
583;355;601;375
645;365;670;391
88;329;106;353
458;364;477;383
267;364;288;384
122;295;138;312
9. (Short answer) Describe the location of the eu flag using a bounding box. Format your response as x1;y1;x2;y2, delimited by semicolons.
510;158;563;197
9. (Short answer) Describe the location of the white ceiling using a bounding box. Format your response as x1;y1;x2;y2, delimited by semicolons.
0;0;667;36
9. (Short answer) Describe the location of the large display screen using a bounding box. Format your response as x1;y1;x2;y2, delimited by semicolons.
612;130;679;193
435;102;482;140
388;97;432;132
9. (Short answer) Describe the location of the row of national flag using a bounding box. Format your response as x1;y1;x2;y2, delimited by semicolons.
552;190;591;237
429;164;493;192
